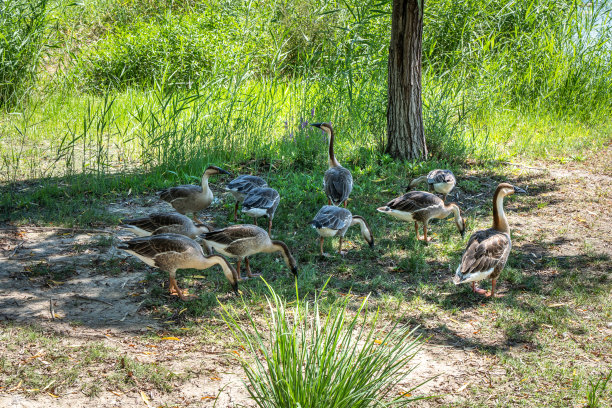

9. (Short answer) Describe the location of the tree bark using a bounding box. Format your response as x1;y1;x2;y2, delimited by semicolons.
386;0;427;160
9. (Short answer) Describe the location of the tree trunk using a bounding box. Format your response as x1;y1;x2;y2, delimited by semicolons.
386;0;427;160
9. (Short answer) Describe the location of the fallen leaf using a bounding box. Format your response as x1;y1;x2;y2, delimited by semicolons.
201;396;216;400
161;337;180;341
140;390;152;407
47;392;59;398
457;381;471;393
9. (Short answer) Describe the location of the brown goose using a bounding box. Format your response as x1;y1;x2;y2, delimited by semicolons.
120;212;212;238
225;175;268;220
241;187;280;236
409;169;456;201
118;233;238;300
201;224;298;280
310;205;374;256
311;123;353;207
377;191;466;242
453;183;526;297
158;165;230;222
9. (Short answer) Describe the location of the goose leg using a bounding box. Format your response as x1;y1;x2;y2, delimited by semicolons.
443;194;447;203
267;219;272;237
414;221;420;240
193;213;204;224
422;224;432;243
471;282;488;296
338;237;347;256
486;278;503;298
234;202;239;221
343;200;347;208
320;237;329;257
169;276;192;301
245;258;260;278
252;217;257;227
328;198;332;205
236;259;245;281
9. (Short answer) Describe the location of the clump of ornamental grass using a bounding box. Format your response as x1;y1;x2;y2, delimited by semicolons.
221;281;428;408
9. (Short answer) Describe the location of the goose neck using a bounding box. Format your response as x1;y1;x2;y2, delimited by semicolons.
492;189;510;233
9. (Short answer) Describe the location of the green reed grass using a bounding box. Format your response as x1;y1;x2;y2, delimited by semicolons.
221;281;427;407
0;0;49;109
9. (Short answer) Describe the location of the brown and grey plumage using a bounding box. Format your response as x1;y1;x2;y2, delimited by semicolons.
118;233;238;300
409;169;456;201
453;183;526;297
120;212;212;238
225;175;268;220
310;205;374;256
201;224;298;280
377;191;466;242
311;123;353;207
157;165;230;222
241;187;280;236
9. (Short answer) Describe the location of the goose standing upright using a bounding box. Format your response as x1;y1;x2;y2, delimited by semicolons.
158;165;230;222
241;187;280;236
377;191;466;242
311;123;353;207
201;224;298;280
118;233;238;300
453;183;526;297
225;175;268;221
310;205;374;256
409;169;456;201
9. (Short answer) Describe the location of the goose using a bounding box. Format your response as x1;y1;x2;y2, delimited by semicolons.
201;224;298;280
118;233;238;300
311;123;353;207
409;169;456;201
377;191;466;242
225;175;268;220
241;187;280;236
453;183;526;297
119;212;214;254
310;205;374;256
158;165;230;222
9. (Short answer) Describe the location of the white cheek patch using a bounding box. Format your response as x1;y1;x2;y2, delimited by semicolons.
242;208;268;217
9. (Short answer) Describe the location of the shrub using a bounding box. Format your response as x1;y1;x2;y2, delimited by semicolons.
0;0;48;108
221;281;427;408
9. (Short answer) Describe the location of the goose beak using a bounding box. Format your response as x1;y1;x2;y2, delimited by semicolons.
217;168;231;176
310;123;323;129
513;186;527;194
232;282;239;295
291;266;299;277
368;239;375;248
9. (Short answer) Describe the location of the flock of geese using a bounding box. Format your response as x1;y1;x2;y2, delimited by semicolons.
118;122;525;300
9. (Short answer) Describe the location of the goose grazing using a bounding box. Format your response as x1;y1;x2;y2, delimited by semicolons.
310;205;374;256
453;183;526;297
377;191;466;243
158;165;230;222
201;224;298;280
118;233;238;300
225;175;268;220
120;212;212;238
120;212;214;254
241;187;280;236
409;169;456;201
311;122;353;207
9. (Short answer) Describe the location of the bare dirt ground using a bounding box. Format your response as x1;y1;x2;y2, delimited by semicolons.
1;147;610;407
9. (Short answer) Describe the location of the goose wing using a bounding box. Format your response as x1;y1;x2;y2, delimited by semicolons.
324;166;353;204
118;234;198;260
385;191;441;213
226;175;267;194
242;187;280;210
202;224;261;246
458;229;510;277
158;185;201;203
311;206;351;230
121;212;191;232
427;169;455;185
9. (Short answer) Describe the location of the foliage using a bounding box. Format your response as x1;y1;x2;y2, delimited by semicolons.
0;0;48;108
586;369;612;408
220;281;426;407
